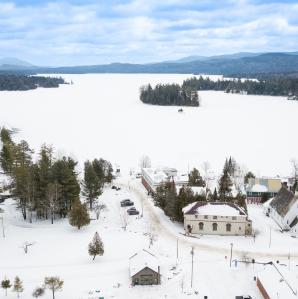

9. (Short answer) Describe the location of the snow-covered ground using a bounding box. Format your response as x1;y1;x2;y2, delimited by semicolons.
1;178;298;298
0;184;267;298
0;73;297;176
126;178;298;257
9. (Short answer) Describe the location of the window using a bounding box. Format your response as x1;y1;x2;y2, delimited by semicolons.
212;223;218;231
195;215;198;219
204;215;208;219
239;226;241;230
226;223;231;232
232;216;236;220
213;216;218;219
199;222;204;230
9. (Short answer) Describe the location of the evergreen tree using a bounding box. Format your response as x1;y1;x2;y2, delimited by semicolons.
244;171;255;184
52;157;80;216
44;277;63;299
261;192;269;204
153;183;167;208
0;127;15;174
212;188;218;201
164;180;177;220
218;168;233;200
83;161;102;210
13;276;24;298
32;287;45;298
69;199;90;229
1;279;11;296
188;168;206;187
235;192;248;213
175;186;197;222
88;231;104;260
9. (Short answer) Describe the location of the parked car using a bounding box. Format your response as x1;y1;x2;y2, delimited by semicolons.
111;185;117;190
235;296;252;299
120;199;134;207
127;208;140;215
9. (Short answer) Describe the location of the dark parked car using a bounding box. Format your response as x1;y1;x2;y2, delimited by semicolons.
120;199;134;207
235;296;252;299
127;208;139;215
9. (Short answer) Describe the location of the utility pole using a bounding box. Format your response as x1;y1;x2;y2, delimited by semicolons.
229;243;233;267
269;227;272;248
0;216;5;238
190;246;194;288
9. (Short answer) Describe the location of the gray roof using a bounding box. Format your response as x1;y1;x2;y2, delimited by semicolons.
269;187;298;217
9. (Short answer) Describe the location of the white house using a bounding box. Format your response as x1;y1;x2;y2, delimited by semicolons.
141;167;188;193
183;202;252;236
269;186;298;230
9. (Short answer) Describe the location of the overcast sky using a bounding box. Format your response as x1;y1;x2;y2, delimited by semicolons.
0;0;298;66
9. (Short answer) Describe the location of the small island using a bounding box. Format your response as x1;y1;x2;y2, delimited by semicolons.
0;74;66;91
140;83;200;107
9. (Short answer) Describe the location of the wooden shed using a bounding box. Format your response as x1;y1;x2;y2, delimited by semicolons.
129;249;160;286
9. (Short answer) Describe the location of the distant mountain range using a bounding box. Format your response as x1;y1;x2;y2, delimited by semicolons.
0;57;35;70
1;52;298;75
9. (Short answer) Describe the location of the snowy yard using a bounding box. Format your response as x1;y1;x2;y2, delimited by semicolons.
1;179;298;298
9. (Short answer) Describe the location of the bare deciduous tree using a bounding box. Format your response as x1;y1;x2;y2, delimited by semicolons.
139;155;151;169
46;182;60;225
120;211;129;231
21;241;35;254
146;225;158;248
94;203;107;220
201;161;210;189
290;159;298;181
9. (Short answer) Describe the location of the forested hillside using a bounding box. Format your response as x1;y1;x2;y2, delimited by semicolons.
0;75;66;91
182;76;298;96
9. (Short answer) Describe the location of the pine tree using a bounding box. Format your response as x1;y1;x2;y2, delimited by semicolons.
1;279;11;296
32;287;45;298
69;199;90;229
0;127;16;174
83;161;102;210
13;276;24;297
218;169;233;200
164;180;177;220
244;171;255;184
188;168;205;187
212;188;218;201
52;157;80;215
44;277;63;299
88;231;104;260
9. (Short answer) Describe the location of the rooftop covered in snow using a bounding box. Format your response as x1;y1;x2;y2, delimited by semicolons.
129;249;160;277
183;202;246;216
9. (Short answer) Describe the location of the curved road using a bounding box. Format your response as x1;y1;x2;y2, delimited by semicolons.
118;179;298;259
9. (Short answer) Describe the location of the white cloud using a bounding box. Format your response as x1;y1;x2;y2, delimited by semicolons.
0;0;297;65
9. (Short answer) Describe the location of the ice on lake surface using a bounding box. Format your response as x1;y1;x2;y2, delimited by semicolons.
0;73;296;176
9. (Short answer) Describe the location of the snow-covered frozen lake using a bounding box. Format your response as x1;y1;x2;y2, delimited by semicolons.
0;73;297;176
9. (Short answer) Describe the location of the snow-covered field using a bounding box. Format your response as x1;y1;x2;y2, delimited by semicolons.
0;73;297;176
1;179;298;299
2;181;293;299
1;74;298;298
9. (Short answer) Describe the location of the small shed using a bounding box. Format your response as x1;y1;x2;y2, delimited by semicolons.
129;249;160;286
